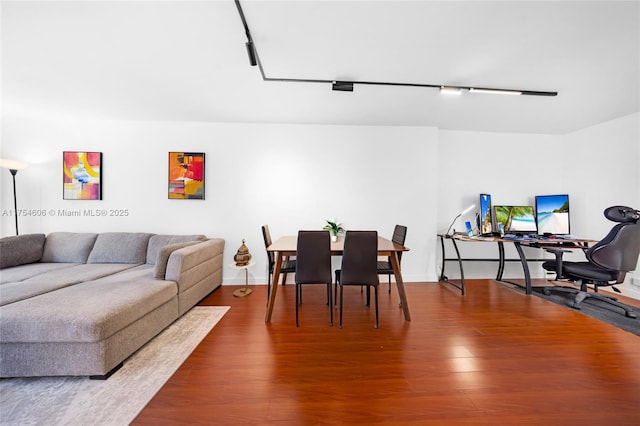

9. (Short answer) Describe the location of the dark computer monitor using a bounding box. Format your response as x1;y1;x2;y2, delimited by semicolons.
535;194;570;235
479;193;494;235
493;205;537;235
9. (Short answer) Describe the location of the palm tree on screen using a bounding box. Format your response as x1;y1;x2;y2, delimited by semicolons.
482;207;492;233
495;206;531;231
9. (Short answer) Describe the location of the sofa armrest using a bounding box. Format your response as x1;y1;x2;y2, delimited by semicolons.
165;238;225;294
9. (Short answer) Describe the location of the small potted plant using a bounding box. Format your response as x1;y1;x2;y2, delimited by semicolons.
323;218;345;242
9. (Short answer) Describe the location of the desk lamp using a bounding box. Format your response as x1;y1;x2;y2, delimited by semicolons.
0;158;29;235
446;204;476;236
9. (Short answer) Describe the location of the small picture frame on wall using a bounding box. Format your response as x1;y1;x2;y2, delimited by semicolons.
63;151;102;200
168;152;205;199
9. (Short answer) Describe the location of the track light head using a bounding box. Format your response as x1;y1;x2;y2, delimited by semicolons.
332;81;354;92
245;41;257;66
440;86;464;96
470;87;521;96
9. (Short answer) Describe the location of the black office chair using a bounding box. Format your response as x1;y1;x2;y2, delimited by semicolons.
295;230;333;327
377;225;407;293
541;206;640;318
335;231;380;329
262;225;296;300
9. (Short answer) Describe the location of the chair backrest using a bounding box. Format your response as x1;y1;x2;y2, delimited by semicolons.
588;221;640;279
261;225;274;269
391;224;407;262
295;230;332;284
340;230;379;286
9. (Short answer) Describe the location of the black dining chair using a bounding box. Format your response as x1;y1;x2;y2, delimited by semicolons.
377;224;407;293
335;230;380;328
262;225;296;300
295;230;333;327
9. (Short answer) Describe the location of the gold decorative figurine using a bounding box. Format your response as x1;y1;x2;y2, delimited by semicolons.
234;239;252;266
232;239;254;297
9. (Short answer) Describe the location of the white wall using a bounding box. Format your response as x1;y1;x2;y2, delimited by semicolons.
565;112;640;297
1;112;638;289
0;114;438;284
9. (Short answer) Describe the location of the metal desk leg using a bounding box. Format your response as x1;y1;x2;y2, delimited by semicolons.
450;238;465;295
439;236;447;281
513;242;532;295
438;235;465;295
496;241;505;281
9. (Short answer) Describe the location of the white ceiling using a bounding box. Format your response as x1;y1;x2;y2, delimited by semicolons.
1;1;638;134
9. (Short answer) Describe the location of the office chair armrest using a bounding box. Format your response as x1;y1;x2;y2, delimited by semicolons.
544;248;571;279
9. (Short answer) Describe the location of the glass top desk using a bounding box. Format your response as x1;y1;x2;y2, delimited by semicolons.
266;235;410;323
437;234;595;295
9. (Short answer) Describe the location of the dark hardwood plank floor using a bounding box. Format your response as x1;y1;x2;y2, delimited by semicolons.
133;280;640;425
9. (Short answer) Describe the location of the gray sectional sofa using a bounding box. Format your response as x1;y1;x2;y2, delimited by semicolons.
0;231;224;378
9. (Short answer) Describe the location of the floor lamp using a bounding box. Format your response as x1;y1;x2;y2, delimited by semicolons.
0;158;29;235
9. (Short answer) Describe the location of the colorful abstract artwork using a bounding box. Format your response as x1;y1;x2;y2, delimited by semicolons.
63;151;102;200
168;152;205;199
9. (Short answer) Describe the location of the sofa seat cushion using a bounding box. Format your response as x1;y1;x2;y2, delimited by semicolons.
0;234;46;269
0;276;178;343
41;232;98;263
86;264;162;284
0;262;79;284
0;264;140;307
87;232;154;264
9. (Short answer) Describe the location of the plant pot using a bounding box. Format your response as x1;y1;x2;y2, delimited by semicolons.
331;234;338;242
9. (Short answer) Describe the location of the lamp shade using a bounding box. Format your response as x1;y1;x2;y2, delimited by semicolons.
0;158;28;171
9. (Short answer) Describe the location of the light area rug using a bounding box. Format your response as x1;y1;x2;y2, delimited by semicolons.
0;305;230;426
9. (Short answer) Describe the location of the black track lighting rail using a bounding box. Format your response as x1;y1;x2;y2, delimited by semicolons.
234;0;558;97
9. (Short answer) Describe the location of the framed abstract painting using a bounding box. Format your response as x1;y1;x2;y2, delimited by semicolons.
168;152;205;199
63;151;102;200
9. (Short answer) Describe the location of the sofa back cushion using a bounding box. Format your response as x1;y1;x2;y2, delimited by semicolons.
146;234;207;264
0;233;46;269
87;232;154;264
41;232;98;263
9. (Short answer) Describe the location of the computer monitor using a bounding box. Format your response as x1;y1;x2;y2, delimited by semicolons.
493;205;537;235
535;194;570;235
479;193;494;235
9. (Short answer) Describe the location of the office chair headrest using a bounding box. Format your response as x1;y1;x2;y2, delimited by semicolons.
604;205;640;223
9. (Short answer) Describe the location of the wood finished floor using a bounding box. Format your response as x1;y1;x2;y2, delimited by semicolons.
133;280;640;425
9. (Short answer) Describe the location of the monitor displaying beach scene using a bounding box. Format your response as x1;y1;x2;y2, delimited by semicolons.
479;193;493;235
494;205;537;234
535;194;570;235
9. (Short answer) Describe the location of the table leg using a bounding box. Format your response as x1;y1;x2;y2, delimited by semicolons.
232;267;253;297
265;253;283;322
390;252;411;321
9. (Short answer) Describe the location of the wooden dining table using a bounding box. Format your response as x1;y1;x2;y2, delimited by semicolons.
265;235;411;323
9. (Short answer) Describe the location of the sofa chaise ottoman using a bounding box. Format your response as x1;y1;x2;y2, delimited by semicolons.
0;231;224;378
